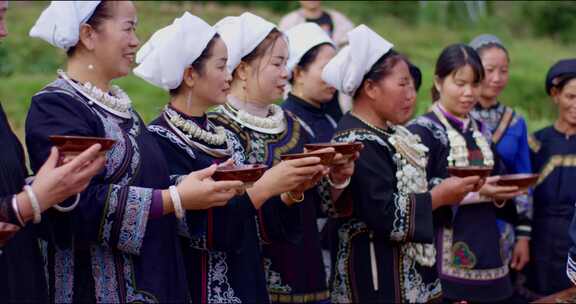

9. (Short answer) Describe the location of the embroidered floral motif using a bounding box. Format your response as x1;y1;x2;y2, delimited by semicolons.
208;252;241;303
331;219;368;303
390;193;411;242
440;228;509;280
117;187;153;255
224;128;246;164
213;107;301;166
451;242;477;269
409;116;449;147
264;258;293;294
101;185;120;246
91;246;120;303
54;247;75;303
148;125;197;159
399;245;442;303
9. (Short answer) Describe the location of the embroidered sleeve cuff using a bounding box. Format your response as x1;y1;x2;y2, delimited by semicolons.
117;187;153;255
101;186;153;255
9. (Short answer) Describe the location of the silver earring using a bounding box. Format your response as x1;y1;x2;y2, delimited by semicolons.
88;64;94;70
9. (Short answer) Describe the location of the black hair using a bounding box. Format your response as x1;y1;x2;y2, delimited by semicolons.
169;34;221;96
289;43;334;85
67;1;116;57
431;44;485;102
354;49;406;99
475;42;510;62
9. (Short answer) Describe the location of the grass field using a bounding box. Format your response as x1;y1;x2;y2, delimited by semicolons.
1;1;573;139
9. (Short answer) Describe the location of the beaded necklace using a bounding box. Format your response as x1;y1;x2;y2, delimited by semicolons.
432;104;494;167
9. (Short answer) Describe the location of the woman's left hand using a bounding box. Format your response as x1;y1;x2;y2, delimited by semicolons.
511;238;530;271
329;151;359;186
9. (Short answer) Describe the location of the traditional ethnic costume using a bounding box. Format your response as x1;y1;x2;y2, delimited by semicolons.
471;103;533;262
409;103;517;302
134;13;268;303
213;13;329;303
532;59;576;297
26;70;190;303
528;126;576;296
26;3;189;300
319;25;441;303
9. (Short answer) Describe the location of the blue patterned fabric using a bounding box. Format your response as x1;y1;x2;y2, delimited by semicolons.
25;79;188;303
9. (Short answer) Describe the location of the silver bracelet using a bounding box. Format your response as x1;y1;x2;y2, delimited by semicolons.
23;185;41;224
53;193;80;213
327;176;351;190
169;186;184;219
11;195;25;226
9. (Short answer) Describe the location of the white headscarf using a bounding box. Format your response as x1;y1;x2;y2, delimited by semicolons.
322;24;394;96
133;12;217;91
285;22;334;79
29;1;101;50
214;12;276;74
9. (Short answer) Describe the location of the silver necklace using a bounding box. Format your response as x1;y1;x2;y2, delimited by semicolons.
222;103;287;134
58;69;132;119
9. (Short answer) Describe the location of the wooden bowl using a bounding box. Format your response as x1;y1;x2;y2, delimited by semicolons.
304;142;363;156
447;166;493;179
280;150;336;166
497;173;539;188
49;135;117;152
0;222;20;247
212;164;268;183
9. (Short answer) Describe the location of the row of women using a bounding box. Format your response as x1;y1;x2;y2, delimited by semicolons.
1;1;576;303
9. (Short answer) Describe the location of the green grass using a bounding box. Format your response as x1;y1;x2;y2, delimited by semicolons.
1;1;571;138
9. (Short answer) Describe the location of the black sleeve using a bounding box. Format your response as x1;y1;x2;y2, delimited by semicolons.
351;138;434;243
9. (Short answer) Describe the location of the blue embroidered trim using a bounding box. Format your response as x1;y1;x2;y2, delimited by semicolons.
117;187;153;255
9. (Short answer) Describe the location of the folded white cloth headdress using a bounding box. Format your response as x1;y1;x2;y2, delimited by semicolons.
285;22;335;79
322;24;393;96
133;12;217;90
29;1;101;50
214;12;276;74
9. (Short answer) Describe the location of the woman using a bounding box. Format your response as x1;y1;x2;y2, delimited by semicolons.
529;59;576;297
282;22;339;289
408;44;524;302
134;12;327;303
321;25;480;303
210;12;355;303
282;22;338;144
0;1;105;302
469;34;532;275
25;2;244;302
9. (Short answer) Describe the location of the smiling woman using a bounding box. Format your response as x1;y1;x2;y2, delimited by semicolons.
528;59;576;298
24;1;249;302
408;44;525;302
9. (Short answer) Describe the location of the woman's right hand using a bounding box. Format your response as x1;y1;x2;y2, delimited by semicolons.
175;164;244;210
479;176;524;201
430;176;481;210
247;156;326;209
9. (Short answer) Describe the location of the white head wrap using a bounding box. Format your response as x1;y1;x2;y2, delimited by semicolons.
322;24;394;96
29;1;101;50
285;22;335;79
133;12;217;91
214;12;276;74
